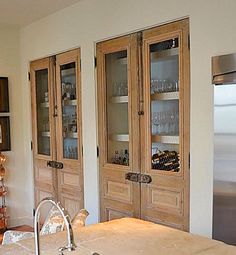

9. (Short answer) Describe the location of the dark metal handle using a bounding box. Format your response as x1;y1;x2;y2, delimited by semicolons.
47;160;63;169
125;172;152;184
140;174;152;184
125;172;139;182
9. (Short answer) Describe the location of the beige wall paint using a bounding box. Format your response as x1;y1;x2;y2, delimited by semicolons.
18;0;236;237
0;25;31;227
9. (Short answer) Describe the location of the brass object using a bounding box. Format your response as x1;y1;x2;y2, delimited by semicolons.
0;152;6;165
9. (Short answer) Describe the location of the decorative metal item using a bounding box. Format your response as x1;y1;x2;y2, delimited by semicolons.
0;151;7;231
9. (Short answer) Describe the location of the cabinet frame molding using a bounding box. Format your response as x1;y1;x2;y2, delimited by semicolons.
30;49;84;218
97;18;190;230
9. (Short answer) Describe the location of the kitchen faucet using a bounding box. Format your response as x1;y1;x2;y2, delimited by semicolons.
34;197;76;255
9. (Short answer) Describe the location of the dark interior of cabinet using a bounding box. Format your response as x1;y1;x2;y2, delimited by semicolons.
0;117;11;151
0;77;11;151
0;78;9;113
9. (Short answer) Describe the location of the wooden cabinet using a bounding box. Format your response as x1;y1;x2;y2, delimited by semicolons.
97;19;190;230
30;49;84;219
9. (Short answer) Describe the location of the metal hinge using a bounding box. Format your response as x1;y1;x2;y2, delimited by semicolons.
51;55;56;65
188;34;190;49
94;57;97;68
137;32;143;46
31;141;33;150
80;59;81;70
28;72;30;81
33;208;35;217
189;153;191;169
82;146;83;157
97;146;99;158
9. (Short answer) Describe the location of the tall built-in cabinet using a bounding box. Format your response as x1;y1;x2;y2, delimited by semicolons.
97;19;190;230
31;49;84;219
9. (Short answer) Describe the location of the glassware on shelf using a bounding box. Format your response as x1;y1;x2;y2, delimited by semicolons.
152;110;179;135
64;146;78;159
112;81;128;96
112;149;129;165
35;68;50;156
151;79;179;94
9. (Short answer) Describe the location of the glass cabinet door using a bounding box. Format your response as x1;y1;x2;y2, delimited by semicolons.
56;49;84;219
105;50;129;166
35;68;51;156
150;38;180;172
60;62;78;160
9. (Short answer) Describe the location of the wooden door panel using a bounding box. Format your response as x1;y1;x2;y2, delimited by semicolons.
106;207;133;221
147;185;183;215
141;19;190;230
144;215;184;230
97;34;141;222
34;159;54;184
55;49;84;215
103;178;133;204
31;57;57;209
60;193;82;219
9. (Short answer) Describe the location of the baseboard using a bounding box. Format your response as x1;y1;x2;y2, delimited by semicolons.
8;216;33;228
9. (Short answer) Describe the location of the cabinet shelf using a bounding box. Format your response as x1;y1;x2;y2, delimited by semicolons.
61;68;75;77
41;131;50;137
63;99;77;106
111;96;128;103
151;91;179;101
63;132;78;139
151;47;178;61
40;102;49;108
110;134;129;142
152;135;179;144
117;57;127;65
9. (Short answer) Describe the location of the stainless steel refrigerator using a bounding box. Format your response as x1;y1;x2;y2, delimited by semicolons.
212;53;236;245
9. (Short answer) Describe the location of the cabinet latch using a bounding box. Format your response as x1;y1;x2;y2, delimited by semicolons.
47;160;63;169
125;172;152;184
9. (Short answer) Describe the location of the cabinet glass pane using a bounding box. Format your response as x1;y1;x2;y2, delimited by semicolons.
36;69;50;156
150;38;180;172
61;62;78;160
105;50;129;166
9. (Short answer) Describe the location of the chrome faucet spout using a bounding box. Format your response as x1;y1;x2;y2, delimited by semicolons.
34;197;76;255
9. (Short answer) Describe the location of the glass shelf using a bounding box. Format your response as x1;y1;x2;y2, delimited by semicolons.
109;134;129;142
40;102;49;108
110;96;128;103
152;135;179;144
61;67;75;77
63;99;77;106
151;47;178;61
117;57;127;65
63;132;78;139
151;92;179;101
41;132;50;137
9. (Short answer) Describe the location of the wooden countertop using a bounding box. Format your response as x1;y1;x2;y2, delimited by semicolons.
1;218;236;255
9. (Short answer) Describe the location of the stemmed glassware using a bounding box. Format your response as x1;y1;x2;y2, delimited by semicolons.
150;79;179;94
152;110;179;135
113;81;128;96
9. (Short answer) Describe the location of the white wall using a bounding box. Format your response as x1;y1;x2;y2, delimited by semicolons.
18;0;236;237
0;24;31;227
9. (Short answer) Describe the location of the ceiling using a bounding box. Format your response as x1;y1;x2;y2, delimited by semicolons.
0;0;81;27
